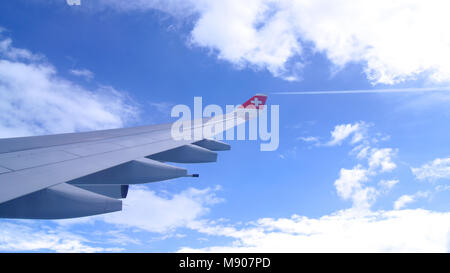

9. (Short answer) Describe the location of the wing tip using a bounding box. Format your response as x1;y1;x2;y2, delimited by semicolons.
239;94;268;109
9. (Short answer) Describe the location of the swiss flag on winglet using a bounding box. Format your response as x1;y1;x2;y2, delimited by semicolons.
239;94;268;109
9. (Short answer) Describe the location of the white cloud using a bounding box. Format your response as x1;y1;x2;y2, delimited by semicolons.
394;191;430;210
327;122;368;146
180;209;450;252
352;146;397;173
100;0;450;84
191;123;446;252
355;145;370;159
70;68;94;80
334;165;381;210
46;185;224;252
0;35;144;253
368;148;397;173
351;187;378;211
297;136;318;143
48;122;445;253
435;184;450;192
379;179;399;192
66;0;81;6
412;157;450;182
0;38;41;61
330;123;397;209
97;185;223;233
394;195;415;210
50;185;223;248
334;166;368;200
189;0;303;81
0;36;138;138
0;222;121;253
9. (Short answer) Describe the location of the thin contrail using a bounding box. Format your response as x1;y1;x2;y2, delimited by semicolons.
272;87;450;95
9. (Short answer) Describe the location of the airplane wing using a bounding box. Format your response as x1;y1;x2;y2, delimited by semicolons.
0;94;267;219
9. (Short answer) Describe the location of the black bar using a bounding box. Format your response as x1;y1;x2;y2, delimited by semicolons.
0;253;447;272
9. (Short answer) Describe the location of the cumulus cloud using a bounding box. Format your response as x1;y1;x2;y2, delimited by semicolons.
0;33;143;252
0;35;138;138
0;176;194;252
57;185;223;235
330;123;397;209
326;122;368;146
367;148;397;173
334;166;368;200
412;157;450;182
394;191;430;210
182;123;444;252
101;186;223;233
49;121;445;253
0;222;121;253
180;209;450;252
393;195;414;210
334;165;380;209
99;0;450;84
42;122;447;252
17;185;223;252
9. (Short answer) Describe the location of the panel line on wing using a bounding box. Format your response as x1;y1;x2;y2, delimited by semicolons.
0;166;11;174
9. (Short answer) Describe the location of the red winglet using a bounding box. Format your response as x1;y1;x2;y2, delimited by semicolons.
239;94;268;110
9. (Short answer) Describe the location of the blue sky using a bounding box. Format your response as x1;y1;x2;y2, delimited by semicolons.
0;0;450;252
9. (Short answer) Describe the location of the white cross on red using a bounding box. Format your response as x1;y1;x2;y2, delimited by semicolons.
251;97;262;107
